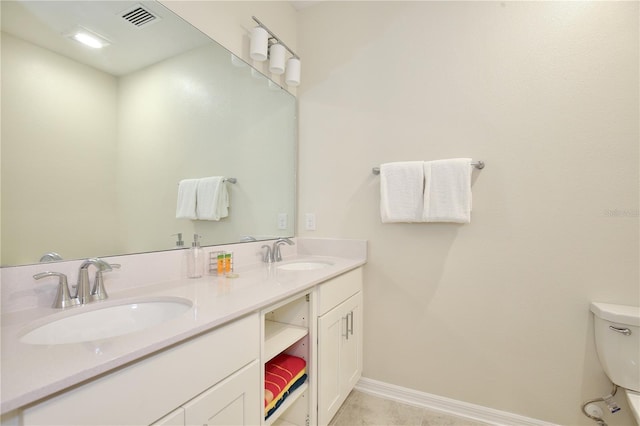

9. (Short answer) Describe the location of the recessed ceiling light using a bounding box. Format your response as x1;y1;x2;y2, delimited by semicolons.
66;27;111;49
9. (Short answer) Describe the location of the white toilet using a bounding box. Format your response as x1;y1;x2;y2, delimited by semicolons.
590;302;640;424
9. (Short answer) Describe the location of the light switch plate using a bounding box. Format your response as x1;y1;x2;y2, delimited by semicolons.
277;213;288;230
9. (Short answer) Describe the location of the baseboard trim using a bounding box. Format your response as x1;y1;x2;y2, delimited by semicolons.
355;377;558;426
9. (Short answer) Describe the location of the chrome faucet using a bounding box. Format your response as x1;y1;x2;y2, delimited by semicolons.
33;271;79;309
76;258;113;304
33;258;119;308
272;238;294;262
261;245;273;263
261;238;295;263
92;263;120;302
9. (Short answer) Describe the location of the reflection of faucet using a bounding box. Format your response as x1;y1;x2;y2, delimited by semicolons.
272;238;294;262
39;252;63;262
76;258;113;304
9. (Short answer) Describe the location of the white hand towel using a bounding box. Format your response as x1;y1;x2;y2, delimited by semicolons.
380;161;425;223
423;158;472;223
196;177;229;221
176;179;198;219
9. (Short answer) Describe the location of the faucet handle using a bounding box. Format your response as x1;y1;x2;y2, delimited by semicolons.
261;245;273;263
91;263;120;302
34;271;79;309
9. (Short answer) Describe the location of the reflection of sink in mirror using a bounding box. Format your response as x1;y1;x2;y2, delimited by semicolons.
20;298;192;345
278;261;334;271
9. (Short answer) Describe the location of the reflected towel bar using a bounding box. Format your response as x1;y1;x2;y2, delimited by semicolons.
372;161;484;175
178;178;237;185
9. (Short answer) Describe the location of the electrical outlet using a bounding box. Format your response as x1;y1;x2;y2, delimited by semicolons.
277;213;288;230
305;213;316;231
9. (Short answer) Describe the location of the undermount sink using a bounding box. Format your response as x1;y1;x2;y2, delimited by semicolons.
20;297;192;345
278;261;334;271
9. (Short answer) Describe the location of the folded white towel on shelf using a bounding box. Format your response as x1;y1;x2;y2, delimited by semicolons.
196;176;229;221
380;161;425;223
423;158;472;223
176;179;199;219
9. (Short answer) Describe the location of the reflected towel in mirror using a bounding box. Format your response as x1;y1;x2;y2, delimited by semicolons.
176;179;198;219
196;176;229;221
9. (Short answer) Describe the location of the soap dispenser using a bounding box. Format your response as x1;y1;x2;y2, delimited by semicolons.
187;234;203;278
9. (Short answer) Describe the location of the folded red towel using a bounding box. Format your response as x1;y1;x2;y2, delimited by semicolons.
264;353;306;412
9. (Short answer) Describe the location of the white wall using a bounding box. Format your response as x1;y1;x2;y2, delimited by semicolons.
0;33;119;265
297;2;639;425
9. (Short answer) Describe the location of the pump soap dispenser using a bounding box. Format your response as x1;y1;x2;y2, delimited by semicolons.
187;234;204;278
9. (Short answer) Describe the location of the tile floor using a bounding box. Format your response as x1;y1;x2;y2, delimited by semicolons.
329;390;491;426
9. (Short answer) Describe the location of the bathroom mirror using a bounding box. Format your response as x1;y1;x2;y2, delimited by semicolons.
0;0;296;267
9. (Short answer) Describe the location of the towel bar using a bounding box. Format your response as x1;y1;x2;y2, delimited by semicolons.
177;177;237;185
372;161;484;175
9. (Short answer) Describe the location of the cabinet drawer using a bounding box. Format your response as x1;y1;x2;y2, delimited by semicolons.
317;268;362;316
22;314;259;426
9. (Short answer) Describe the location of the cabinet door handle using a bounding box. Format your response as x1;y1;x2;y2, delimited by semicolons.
348;311;354;336
343;315;349;340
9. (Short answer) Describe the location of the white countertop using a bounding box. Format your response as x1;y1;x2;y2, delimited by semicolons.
0;254;365;415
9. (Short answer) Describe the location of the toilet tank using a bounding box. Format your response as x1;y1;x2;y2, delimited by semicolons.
590;302;640;392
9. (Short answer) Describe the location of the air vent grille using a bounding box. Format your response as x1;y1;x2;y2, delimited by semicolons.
120;5;159;28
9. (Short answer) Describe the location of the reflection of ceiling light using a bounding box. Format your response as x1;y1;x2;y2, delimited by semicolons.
67;28;111;49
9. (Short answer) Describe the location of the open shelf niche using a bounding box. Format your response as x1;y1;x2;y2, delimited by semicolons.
262;292;312;426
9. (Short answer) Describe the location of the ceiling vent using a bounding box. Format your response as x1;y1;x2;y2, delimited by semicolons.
119;5;160;29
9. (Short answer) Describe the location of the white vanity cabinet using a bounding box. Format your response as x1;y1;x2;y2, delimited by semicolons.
19;314;260;426
316;268;363;426
153;360;260;426
2;263;366;426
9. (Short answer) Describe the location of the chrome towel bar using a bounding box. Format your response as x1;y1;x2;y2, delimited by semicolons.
372;160;484;175
177;177;237;185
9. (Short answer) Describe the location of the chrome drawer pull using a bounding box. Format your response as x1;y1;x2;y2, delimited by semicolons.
348;311;354;336
609;325;632;336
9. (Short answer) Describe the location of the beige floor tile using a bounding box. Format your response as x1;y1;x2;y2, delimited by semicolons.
330;390;491;426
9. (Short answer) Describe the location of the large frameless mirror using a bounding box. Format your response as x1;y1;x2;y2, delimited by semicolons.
1;0;296;267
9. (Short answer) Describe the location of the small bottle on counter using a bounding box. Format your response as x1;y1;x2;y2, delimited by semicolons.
187;234;203;278
224;252;233;273
217;252;225;275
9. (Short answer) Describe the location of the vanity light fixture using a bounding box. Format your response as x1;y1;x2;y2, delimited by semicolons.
66;27;111;49
250;16;301;87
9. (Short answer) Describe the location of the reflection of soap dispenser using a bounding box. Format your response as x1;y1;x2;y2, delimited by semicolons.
187;234;203;278
173;233;184;249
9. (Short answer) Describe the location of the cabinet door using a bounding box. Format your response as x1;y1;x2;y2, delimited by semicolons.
317;291;363;426
184;360;260;426
341;291;362;394
317;301;345;425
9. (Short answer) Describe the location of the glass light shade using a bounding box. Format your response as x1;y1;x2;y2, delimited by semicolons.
269;43;286;75
249;27;268;61
285;58;301;87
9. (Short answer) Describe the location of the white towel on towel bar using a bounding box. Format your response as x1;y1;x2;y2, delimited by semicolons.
176;179;199;219
196;176;229;221
380;161;424;223
423;158;472;223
